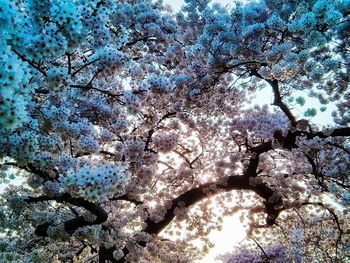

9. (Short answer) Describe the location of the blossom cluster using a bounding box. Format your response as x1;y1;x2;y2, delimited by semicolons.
222;236;299;263
0;0;348;262
0;1;32;134
122;138;145;162
76;135;100;153
123;91;140;114
231;105;289;139
153;132;178;153
91;45;125;72
147;75;173;94
111;116;128;133
47;67;69;91
63;163;130;202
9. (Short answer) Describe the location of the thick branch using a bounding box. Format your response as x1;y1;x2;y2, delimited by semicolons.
144;175;279;235
279;127;350;150
27;163;58;181
110;194;142;205
25;194;108;237
303;127;350;138
99;246;118;263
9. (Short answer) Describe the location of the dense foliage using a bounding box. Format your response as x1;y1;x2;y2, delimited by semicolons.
0;0;350;262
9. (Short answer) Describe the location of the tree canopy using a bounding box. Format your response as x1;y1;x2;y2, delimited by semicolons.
0;0;350;262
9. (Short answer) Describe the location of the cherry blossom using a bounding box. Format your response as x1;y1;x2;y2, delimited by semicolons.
0;0;349;262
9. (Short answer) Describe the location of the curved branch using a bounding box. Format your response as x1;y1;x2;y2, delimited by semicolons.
251;69;297;125
301;201;344;260
25;194;108;237
326;142;350;155
144;175;280;235
97;126;350;262
301;202;343;237
27;163;58;181
305;154;327;189
110;194;143;205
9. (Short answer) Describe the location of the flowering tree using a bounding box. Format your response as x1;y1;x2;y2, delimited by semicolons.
0;0;350;262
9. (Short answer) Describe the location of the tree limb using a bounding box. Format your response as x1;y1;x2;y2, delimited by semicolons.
250;68;297;125
25;194;108;237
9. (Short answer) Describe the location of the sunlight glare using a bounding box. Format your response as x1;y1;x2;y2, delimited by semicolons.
197;213;247;262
